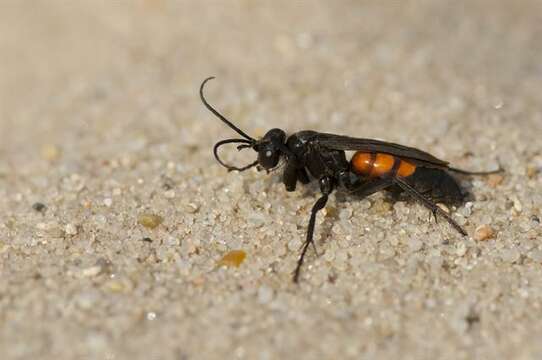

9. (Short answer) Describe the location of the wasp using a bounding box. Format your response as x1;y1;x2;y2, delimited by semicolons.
200;77;501;283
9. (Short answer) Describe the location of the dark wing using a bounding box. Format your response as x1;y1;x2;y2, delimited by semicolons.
314;132;449;168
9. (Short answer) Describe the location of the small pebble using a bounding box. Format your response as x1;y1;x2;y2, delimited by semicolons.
105;281;124;292
437;203;450;214
339;208;353;220
93;214;107;228
526;165;539;179
81;265;103;277
528;249;542;262
512;197;523;213
41;144;61;161
105;278;133;293
65;223;78;236
257;285;274;304
474;224;495;241
379;244;396;260
162;177;175;190
335;250;348;265
429;256;443;272
456;242;467;257
32;202;47;213
459;202;473;217
36;222;65;238
373;201;392;215
408;237;423;252
501;248;521;263
75;290;99;309
455;215;468;226
323;248;336;261
486;174;504;188
324;206;337;218
217;250;247;268
62;174;86;192
138;213;163;229
103;198;113;207
287;237;302;252
183;203;199;214
359;200;372;210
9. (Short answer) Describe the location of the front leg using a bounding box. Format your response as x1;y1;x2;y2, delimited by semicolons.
282;156;307;192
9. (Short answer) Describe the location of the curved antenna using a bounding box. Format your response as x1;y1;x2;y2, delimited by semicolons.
200;77;255;142
213;138;259;172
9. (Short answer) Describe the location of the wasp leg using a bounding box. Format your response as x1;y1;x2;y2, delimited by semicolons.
283;155;311;192
350;178;394;197
393;177;467;236
338;170;394;196
293;177;334;283
293;176;396;283
429;210;439;224
283;157;303;192
297;168;310;184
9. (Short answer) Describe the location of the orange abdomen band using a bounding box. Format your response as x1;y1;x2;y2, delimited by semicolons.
351;151;416;178
351;152;373;175
371;153;395;177
397;159;416;177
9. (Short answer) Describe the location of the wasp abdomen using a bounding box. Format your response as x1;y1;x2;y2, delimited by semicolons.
351;152;416;178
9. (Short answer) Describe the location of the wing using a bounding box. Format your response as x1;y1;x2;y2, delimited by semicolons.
314;132;449;167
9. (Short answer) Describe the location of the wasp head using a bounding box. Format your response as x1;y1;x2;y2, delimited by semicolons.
256;128;286;170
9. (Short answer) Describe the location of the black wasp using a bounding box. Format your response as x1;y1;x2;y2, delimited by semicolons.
200;77;501;283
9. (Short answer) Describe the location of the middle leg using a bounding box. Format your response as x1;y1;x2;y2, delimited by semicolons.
293;175;395;282
293;176;333;283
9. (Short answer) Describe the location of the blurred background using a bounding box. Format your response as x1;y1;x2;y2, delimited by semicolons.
1;1;541;359
2;0;541;161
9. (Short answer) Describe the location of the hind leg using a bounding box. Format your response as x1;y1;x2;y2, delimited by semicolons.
338;170;393;195
393;177;467;236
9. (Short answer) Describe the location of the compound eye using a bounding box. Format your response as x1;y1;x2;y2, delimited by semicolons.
258;146;280;169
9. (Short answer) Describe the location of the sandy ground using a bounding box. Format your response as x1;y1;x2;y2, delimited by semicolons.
1;1;542;359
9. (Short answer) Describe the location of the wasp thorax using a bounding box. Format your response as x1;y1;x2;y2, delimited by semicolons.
257;128;286;169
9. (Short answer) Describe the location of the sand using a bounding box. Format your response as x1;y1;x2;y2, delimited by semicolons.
1;1;541;359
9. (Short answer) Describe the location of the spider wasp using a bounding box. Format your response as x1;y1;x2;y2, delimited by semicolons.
200;77;501;283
